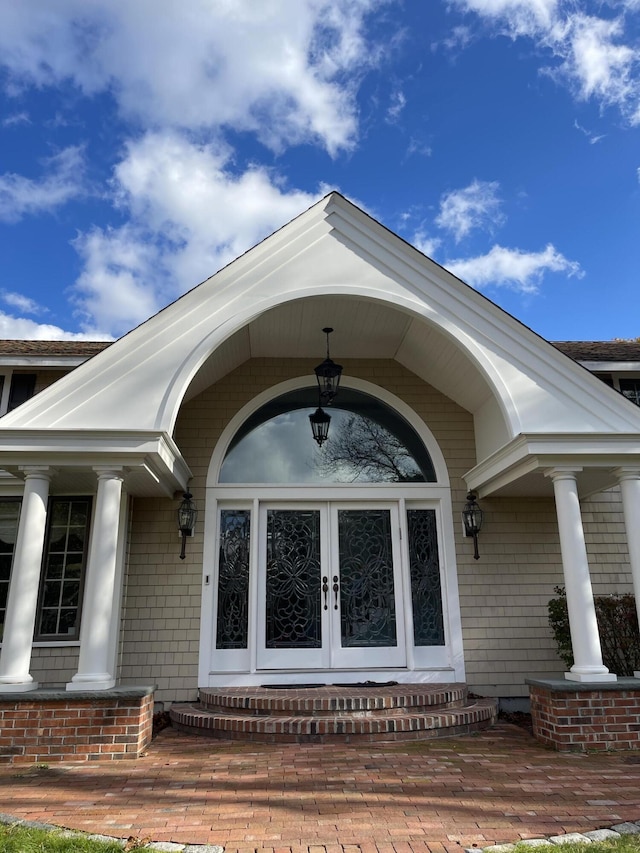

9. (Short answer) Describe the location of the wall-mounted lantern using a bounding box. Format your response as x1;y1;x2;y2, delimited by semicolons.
462;491;483;560
177;492;198;560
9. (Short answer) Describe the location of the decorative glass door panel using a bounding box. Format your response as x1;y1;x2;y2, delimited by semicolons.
265;509;322;650
257;506;328;669
337;510;397;648
257;503;406;670
330;506;405;668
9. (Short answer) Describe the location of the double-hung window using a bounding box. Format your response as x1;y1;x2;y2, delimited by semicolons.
35;497;92;641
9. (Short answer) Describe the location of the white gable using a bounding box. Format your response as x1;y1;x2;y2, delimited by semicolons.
1;192;639;496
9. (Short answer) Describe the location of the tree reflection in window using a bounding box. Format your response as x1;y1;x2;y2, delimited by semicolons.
220;388;435;484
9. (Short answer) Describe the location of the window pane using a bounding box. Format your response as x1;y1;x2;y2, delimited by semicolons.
42;580;61;608
39;610;58;635
59;609;78;634
49;526;68;550
67;528;86;550
220;388;436;484
619;378;640;406
46;554;64;579
61;581;80;607
7;373;36;411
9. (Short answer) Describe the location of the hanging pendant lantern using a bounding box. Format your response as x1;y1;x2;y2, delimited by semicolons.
314;327;343;406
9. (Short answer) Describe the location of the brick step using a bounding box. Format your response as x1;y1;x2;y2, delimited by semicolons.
199;682;468;716
169;684;498;743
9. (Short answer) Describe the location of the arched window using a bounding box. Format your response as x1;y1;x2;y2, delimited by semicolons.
219;388;436;484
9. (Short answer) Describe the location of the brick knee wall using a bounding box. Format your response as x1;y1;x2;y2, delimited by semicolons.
527;678;640;752
0;686;155;764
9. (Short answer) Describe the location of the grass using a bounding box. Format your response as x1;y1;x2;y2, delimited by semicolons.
0;823;138;852
513;838;640;853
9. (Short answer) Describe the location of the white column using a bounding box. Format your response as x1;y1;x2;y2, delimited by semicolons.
67;468;124;691
0;467;52;691
546;467;616;682
614;467;640;678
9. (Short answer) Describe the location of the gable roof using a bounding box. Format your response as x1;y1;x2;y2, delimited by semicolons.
0;341;111;357
0;191;639;500
553;341;640;363
2;339;638;364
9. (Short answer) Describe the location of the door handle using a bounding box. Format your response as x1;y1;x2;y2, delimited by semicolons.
322;576;328;610
333;575;339;610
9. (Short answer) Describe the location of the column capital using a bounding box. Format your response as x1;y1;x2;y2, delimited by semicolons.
92;466;125;482
18;465;54;482
544;466;583;482
613;466;640;482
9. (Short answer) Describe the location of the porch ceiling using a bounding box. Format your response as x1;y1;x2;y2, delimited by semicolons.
182;295;495;415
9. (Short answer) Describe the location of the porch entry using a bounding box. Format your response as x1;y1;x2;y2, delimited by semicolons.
203;380;465;684
257;503;405;670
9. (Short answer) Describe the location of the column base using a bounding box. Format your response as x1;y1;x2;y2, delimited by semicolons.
66;675;116;691
0;680;39;693
565;671;617;683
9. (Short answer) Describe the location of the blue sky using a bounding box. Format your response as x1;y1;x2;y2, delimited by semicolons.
0;0;639;342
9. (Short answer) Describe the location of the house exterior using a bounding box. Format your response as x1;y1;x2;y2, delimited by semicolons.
0;193;639;758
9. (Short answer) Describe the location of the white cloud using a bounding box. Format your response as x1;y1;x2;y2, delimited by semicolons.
71;131;321;337
453;0;558;35
0;145;85;223
573;120;605;144
1;291;43;315
386;89;407;122
435;179;504;241
0;311;111;341
558;13;638;120
0;0;385;155
451;1;640;123
413;231;442;258
2;111;30;127
445;243;583;292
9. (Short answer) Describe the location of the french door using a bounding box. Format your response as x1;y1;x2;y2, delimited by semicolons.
256;503;406;670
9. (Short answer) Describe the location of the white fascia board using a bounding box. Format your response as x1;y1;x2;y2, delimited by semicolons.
466;432;640;495
579;361;640;372
0;356;90;368
0;430;192;493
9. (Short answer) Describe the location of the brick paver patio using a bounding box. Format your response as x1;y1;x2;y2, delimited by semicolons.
1;722;640;853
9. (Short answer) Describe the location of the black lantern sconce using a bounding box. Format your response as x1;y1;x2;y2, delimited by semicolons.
177;491;198;560
314;327;343;406
462;491;483;560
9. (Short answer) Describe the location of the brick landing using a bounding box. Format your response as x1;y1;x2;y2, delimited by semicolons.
0;722;639;853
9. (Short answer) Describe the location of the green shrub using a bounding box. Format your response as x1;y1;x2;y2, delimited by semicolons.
548;586;640;676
